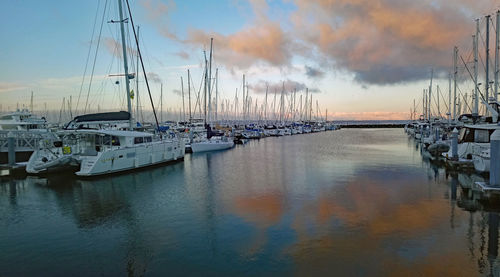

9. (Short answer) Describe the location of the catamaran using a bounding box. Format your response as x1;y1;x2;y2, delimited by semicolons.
26;0;184;176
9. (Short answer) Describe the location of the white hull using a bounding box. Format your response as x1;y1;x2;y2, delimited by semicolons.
76;140;184;176
191;139;234;153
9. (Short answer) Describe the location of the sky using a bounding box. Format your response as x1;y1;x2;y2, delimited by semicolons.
0;0;499;121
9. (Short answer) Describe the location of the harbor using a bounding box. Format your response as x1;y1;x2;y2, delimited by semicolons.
3;128;500;276
2;0;500;276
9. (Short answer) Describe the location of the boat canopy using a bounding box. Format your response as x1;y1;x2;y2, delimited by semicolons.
72;111;131;123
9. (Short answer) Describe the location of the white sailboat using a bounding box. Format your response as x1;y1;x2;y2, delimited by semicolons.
190;38;234;153
27;0;184;175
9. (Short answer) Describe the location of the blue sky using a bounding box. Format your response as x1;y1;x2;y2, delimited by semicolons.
0;0;498;120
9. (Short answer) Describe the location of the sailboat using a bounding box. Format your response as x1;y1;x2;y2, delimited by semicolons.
190;38;234;153
27;0;184;175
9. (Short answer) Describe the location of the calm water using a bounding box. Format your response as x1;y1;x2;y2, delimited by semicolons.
0;129;498;276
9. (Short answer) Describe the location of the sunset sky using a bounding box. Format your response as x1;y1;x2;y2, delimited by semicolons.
1;0;499;120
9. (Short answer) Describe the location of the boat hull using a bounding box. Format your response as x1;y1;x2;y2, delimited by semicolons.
191;140;234;153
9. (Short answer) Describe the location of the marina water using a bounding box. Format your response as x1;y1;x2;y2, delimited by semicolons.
0;128;497;276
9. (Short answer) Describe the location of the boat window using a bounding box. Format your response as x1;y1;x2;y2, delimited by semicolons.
458;128;474;143
134;137;143;144
102;135;111;145
144;136;152;143
0;116;12;120
111;136;120;146
474;129;489;143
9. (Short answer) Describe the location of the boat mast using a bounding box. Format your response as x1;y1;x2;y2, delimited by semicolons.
208;38;213;124
264;83;268;123
215;68;218;123
495;10;500;102
136;25;140;123
181;76;185;122
188;69;192;121
203;51;208;124
117;0;133;129
242;74;245;121
473;20;479;118
30;91;33;112
486;15;491;110
422;89;425;120
429;69;433;121
160;83;163;122
453;46;458;121
448;73;451;123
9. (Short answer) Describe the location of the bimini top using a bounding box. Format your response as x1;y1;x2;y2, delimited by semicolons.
72;111;131;123
58;129;153;137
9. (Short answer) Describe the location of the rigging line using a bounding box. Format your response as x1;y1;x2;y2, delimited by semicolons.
76;0;101;114
125;0;160;130
460;54;486;101
84;0;109;114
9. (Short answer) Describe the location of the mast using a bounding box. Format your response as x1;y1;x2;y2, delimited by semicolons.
242;74;245;121
473;21;479;118
422;89;425;119
448;73;451;123
117;0;133;129
181;76;185;122
215;68;218;122
203;51;208;124
264;83;268;122
136;25;140;122
30;91;33;112
160;83;163;122
309;94;312;122
207;38;213;124
188;69;192;121
429;69;433;120
437;85;440;118
453;46;458;121
280;81;284;123
495;10;500;102
486;15;491;108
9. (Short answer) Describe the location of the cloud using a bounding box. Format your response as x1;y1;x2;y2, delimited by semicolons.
146;72;162;83
175;51;190;60
172;89;182;96
140;0;178;39
103;37;138;60
0;82;29;93
248;79;321;94
147;0;293;71
140;0;498;85
290;0;497;84
305;65;325;79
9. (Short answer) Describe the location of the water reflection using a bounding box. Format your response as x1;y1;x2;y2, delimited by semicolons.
2;129;500;276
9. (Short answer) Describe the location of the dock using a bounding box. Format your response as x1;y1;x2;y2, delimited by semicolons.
0;163;27;177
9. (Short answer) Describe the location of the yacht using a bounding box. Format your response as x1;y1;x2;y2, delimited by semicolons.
27;129;184;176
0;109;57;164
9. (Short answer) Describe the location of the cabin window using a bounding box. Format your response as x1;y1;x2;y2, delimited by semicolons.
474;130;489;143
134;137;144;144
459;128;474;143
144;136;152;143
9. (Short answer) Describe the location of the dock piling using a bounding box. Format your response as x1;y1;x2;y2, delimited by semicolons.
451;128;458;160
490;130;500;186
7;131;15;166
